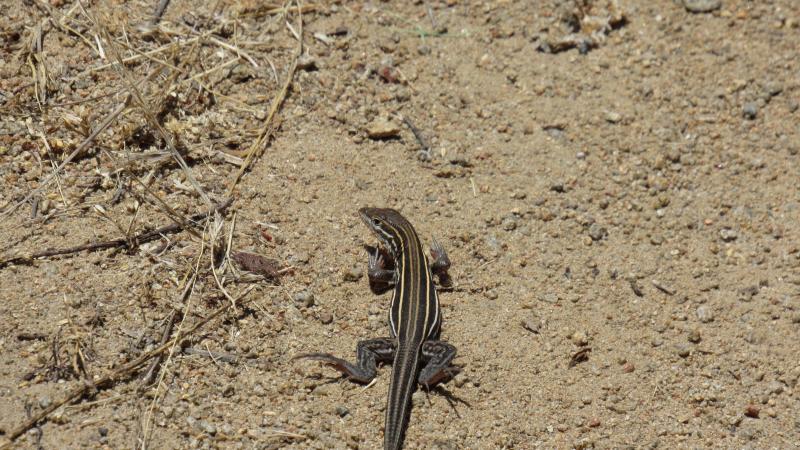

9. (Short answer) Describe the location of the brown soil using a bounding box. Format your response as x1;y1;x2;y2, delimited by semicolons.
2;1;799;449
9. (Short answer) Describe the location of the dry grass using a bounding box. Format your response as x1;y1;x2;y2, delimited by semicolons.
0;0;308;447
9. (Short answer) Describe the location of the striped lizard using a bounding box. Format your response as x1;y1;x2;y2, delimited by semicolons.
295;207;458;449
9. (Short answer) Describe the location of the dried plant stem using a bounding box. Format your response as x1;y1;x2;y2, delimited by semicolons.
139;226;206;449
0;198;232;269
95;23;212;208
226;1;304;195
139;310;178;386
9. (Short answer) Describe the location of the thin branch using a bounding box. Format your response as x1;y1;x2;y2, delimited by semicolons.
139;310;177;386
0;198;233;269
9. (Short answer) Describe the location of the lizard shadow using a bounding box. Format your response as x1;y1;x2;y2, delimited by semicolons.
423;383;471;418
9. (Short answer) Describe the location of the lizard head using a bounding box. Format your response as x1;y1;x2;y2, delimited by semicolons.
358;207;410;258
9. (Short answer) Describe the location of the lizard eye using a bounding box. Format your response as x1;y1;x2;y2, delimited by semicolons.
372;218;381;225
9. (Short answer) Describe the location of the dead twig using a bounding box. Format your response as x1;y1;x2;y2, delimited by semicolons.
651;280;675;296
0;292;252;449
150;0;171;25
139;310;177;386
0;198;233;269
401;115;430;152
182;347;241;364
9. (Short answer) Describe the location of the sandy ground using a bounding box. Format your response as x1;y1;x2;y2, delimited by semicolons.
1;0;800;448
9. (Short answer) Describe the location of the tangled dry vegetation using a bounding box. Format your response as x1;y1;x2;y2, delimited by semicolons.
1;1;312;447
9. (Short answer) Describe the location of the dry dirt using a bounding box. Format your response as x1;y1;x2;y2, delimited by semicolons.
1;0;800;449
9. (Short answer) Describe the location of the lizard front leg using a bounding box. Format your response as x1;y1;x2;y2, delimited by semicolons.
294;338;396;383
418;340;459;388
367;246;396;295
430;237;453;288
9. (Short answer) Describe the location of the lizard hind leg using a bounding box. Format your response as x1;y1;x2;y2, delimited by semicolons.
418;340;459;388
294;338;396;384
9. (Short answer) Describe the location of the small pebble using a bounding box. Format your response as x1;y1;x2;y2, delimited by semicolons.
297;54;318;71
253;383;266;396
39;396;52;409
366;118;401;139
539;292;558;303
294;290;315;307
764;82;782;97
571;331;589;346
742;102;758;120
696;305;714;323
744;404;760;418
674;343;691;358
719;228;738;242
501;216;517;231
688;329;702;343
683;0;721;13
767;381;784;395
319;311;334;324
622;362;635;373
98;427;108;437
605;111;622;123
289;251;310;265
335;405;350;417
221;423;234;435
522;319;540;334
588;223;607;241
343;267;363;282
198;420;217;435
